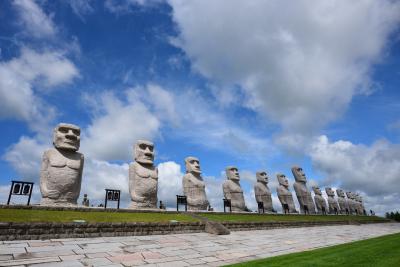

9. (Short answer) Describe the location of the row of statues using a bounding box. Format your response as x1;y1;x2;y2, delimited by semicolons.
39;123;366;215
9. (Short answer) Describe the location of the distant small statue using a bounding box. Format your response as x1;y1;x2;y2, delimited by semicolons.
292;166;316;214
82;193;90;207
222;166;247;212
312;186;327;214
346;191;356;214
336;189;349;214
325;187;339;214
182;156;209;210
129;140;158;209
276;174;297;214
40;123;84;206
254;171;273;212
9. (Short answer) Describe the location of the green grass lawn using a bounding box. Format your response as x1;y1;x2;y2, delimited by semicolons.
225;232;400;267
200;213;386;222
0;208;198;223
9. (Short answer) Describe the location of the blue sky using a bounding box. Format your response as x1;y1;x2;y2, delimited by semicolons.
1;0;399;214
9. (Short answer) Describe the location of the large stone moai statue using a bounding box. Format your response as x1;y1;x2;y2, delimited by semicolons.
354;194;364;215
254;171;273;212
291;166;316;214
336;189;349;214
346;191;356;214
222;166;246;212
182;156;209;211
312;186;327;214
40;123;84;206
276;174;297;213
325;187;340;214
129;140;158;209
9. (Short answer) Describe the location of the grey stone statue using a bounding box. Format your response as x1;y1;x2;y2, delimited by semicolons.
312;186;327;214
129;140;158;209
40;123;84;206
336;189;349;214
254;171;273;212
354;193;364;215
182;156;209;210
222;166;247;212
346;191;356;214
325;187;340;214
276;174;297;213
292;166;316;214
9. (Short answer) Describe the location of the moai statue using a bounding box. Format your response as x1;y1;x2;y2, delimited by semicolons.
336;189;349;214
222;166;247;212
312;186;327;214
346;191;356;214
129;140;158;209
291;166;316;214
357;195;366;215
40;123;84;206
254;171;273;212
276;174;297;213
82;194;90;207
325;187;340;214
182;156;209;210
354;194;364;215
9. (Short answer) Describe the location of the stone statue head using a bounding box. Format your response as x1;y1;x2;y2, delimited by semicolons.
277;174;289;188
346;191;353;199
53;123;81;151
185;156;201;175
325;187;335;197
256;171;268;184
291;165;307;183
336;189;345;198
134;140;154;165
312;186;322;195
226;166;240;181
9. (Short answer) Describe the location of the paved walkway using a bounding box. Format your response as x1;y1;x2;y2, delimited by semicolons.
1;223;400;267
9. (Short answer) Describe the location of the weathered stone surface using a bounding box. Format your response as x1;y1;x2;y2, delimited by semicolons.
129;140;158;209
336;189;349;214
254;171;273;212
312;186;327;214
205;221;230;235
325;187;340;214
40;123;84;207
291;166;316;214
354;193;365;215
276;174;297;213
346;191;357;214
182;157;209;211
222;167;247;212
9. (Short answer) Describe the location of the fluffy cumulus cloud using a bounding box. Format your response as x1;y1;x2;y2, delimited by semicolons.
13;0;57;38
169;0;400;141
309;135;400;214
0;48;79;133
81;88;161;161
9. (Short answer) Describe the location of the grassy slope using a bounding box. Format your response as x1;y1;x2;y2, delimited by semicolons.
200;213;386;222
225;232;400;267
0;209;197;223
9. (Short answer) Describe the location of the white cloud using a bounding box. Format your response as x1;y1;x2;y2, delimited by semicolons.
309;135;400;214
13;0;57;38
104;0;162;14
169;0;400;139
81;88;161;161
0;48;79;133
157;161;183;208
68;0;94;20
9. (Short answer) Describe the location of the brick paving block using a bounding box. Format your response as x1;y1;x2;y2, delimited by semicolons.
59;254;85;261
26;245;80;253
201;256;220;263
29;260;84;267
85;252;110;258
0;256;60;266
156;260;190;267
80;257;113;266
141;251;163;260
29;242;63;247
0;248;26;255
0;255;13;261
107;252;144;263
144;256;182;264
184;258;206;265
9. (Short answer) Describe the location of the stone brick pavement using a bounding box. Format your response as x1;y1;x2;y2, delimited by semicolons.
0;223;399;267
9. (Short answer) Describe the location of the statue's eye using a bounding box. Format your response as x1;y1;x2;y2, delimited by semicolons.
59;127;68;133
139;144;146;150
72;129;80;135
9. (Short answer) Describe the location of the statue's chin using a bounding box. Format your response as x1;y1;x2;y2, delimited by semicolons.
136;159;154;165
55;144;78;151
